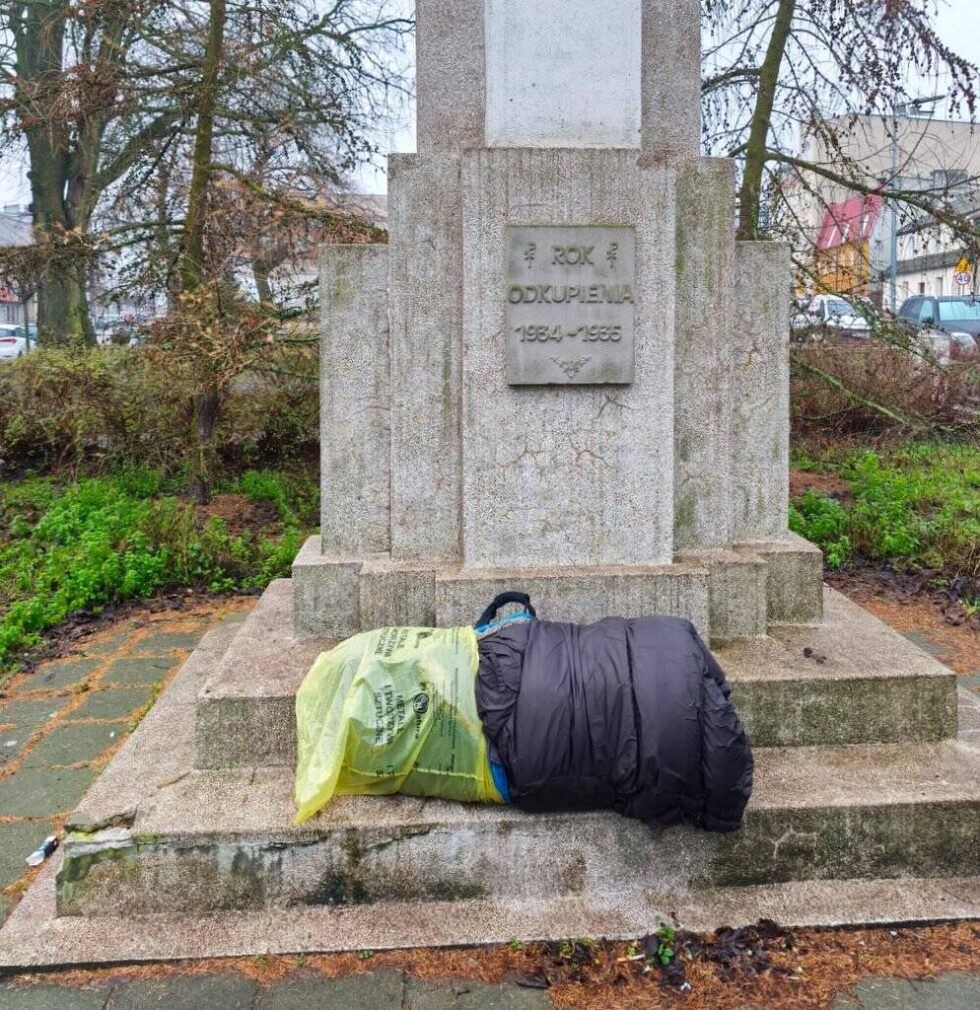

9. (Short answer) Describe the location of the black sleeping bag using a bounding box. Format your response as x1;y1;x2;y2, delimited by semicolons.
476;616;753;833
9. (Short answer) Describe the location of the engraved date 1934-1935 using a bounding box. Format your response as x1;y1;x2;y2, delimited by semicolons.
515;324;623;343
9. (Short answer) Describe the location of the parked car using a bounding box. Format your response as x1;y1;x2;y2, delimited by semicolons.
792;294;871;338
0;324;29;361
896;295;980;362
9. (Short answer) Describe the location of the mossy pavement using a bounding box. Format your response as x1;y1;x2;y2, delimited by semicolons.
0;600;253;925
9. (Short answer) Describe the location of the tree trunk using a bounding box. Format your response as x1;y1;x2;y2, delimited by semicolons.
189;388;221;505
36;266;94;347
14;1;96;346
736;0;797;241
180;0;227;294
179;0;228;505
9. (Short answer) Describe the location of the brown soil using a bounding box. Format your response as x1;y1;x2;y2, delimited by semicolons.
195;493;280;535
789;469;852;502
6;921;979;1009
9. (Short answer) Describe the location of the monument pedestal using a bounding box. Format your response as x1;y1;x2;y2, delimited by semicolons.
1;0;976;965
0;580;977;968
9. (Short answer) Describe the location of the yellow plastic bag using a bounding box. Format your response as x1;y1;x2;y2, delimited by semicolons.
294;625;503;824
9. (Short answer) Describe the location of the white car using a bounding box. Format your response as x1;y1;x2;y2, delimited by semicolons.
795;295;871;337
0;324;28;361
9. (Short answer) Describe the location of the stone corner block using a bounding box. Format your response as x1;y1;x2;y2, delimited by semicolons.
291;537;367;639
359;561;437;629
735;533;825;625
677;550;767;642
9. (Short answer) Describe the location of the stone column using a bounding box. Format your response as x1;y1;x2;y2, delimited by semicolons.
416;0;485;152
641;0;702;160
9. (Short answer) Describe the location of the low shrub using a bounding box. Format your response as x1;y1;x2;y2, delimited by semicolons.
0;469;313;669
792;343;978;439
0;345;318;479
790;444;980;590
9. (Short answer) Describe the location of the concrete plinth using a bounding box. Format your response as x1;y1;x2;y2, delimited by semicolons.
0;580;975;967
196;580;957;771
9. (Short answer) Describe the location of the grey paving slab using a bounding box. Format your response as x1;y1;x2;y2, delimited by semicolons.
255;971;403;1010
0;699;67;730
0;985;108;1009
0;766;95;816
1;731;26;767
0;820;56;890
455;984;553;1010
833;977;925;1009
832;975;980;1010
901;632;949;660
136;630;206;654
22;723;123;768
107;974;257;1010
32;659;100;691
405;980;455;1010
101;658;173;687
912;974;980;1009
66;687;154;722
81;630;136;656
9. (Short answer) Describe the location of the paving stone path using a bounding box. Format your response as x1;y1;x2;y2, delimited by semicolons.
2;969;980;1009
0;603;247;926
0;971;553;1009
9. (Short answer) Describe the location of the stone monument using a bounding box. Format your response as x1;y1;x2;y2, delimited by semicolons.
1;0;976;967
294;0;822;643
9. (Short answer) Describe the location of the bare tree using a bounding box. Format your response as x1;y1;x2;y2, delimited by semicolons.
701;0;978;241
0;0;411;344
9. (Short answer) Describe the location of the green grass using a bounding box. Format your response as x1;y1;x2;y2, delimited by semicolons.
0;467;317;671
790;443;980;594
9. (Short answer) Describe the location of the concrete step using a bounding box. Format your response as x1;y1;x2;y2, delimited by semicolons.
5;860;979;968
194;581;958;769
56;734;980;916
3;604;975;966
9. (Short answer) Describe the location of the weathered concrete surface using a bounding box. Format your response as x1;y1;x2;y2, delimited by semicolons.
673;160;735;550
677;549;766;640
55;726;980;918
737;532;825;624
416;1;485;152
387;153;464;564
641;0;701;159
720;589;958;747
417;0;700;159
196;579;326;770
434;563;710;637
461;149;676;568
319;245;390;556
730;241;792;542
291;538;364;639
359;560;436;629
195;583;957;771
485;1;642;149
27;589;973;935
5;850;978;968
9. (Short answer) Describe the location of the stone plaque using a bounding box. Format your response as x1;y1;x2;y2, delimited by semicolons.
506;226;636;385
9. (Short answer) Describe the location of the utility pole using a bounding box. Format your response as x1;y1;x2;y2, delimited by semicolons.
888;95;945;312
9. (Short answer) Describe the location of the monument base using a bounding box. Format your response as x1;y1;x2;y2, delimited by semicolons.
291;534;824;645
1;575;976;968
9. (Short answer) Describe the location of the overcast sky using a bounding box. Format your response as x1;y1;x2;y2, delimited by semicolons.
2;0;979;204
